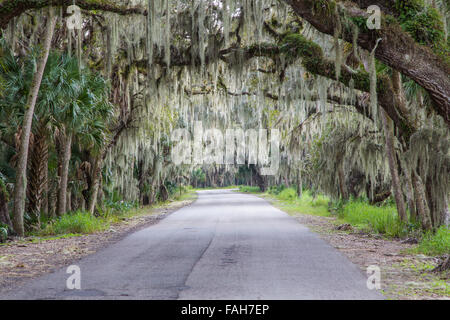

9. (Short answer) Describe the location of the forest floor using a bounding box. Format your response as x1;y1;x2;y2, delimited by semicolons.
0;193;198;295
259;195;450;300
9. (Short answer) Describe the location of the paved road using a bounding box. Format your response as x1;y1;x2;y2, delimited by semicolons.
1;190;383;299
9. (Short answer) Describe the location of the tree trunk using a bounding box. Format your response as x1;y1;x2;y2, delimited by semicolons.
404;170;417;222
443;198;449;228
337;155;348;200
12;8;57;236
159;184;169;202
57;131;72;216
251;165;267;192
48;178;57;218
88;157;102;215
27;123;48;224
67;191;72;213
381;110;407;223
297;168;302;198
411;171;433;231
42;155;49;215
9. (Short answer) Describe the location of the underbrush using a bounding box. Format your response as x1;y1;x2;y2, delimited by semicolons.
278;188;297;201
98;200;138;218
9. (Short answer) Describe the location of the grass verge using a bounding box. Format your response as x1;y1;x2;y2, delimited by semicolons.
410;226;450;256
337;201;408;238
36;188;197;237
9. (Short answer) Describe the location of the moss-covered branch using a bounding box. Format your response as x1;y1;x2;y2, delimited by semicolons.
0;0;146;29
284;0;450;125
234;33;415;140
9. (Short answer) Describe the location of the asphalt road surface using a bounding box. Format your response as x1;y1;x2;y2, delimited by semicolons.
1;189;383;299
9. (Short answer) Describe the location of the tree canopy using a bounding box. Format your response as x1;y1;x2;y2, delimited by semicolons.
0;0;448;237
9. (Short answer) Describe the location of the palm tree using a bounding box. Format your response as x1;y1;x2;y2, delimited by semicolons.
11;8;57;236
53;59;114;216
1;37;114;228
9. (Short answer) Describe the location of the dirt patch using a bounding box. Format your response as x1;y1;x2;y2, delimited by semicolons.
0;196;196;295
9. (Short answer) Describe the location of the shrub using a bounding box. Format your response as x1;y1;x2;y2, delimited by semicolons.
278;188;297;201
268;185;286;195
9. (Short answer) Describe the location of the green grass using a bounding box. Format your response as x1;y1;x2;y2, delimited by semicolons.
412;226;450;256
36;188;197;237
278;188;297;201
338;201;408;237
238;186;330;217
40;211;109;235
279;189;330;217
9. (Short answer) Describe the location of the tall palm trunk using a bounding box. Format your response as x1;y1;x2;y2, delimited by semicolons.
48;179;57;218
42;159;49;215
380;110;407;223
57;131;72;216
12;9;57;236
27;123;48;223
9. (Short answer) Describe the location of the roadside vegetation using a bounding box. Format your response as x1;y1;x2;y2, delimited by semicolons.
0;186;196;240
238;186;449;257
